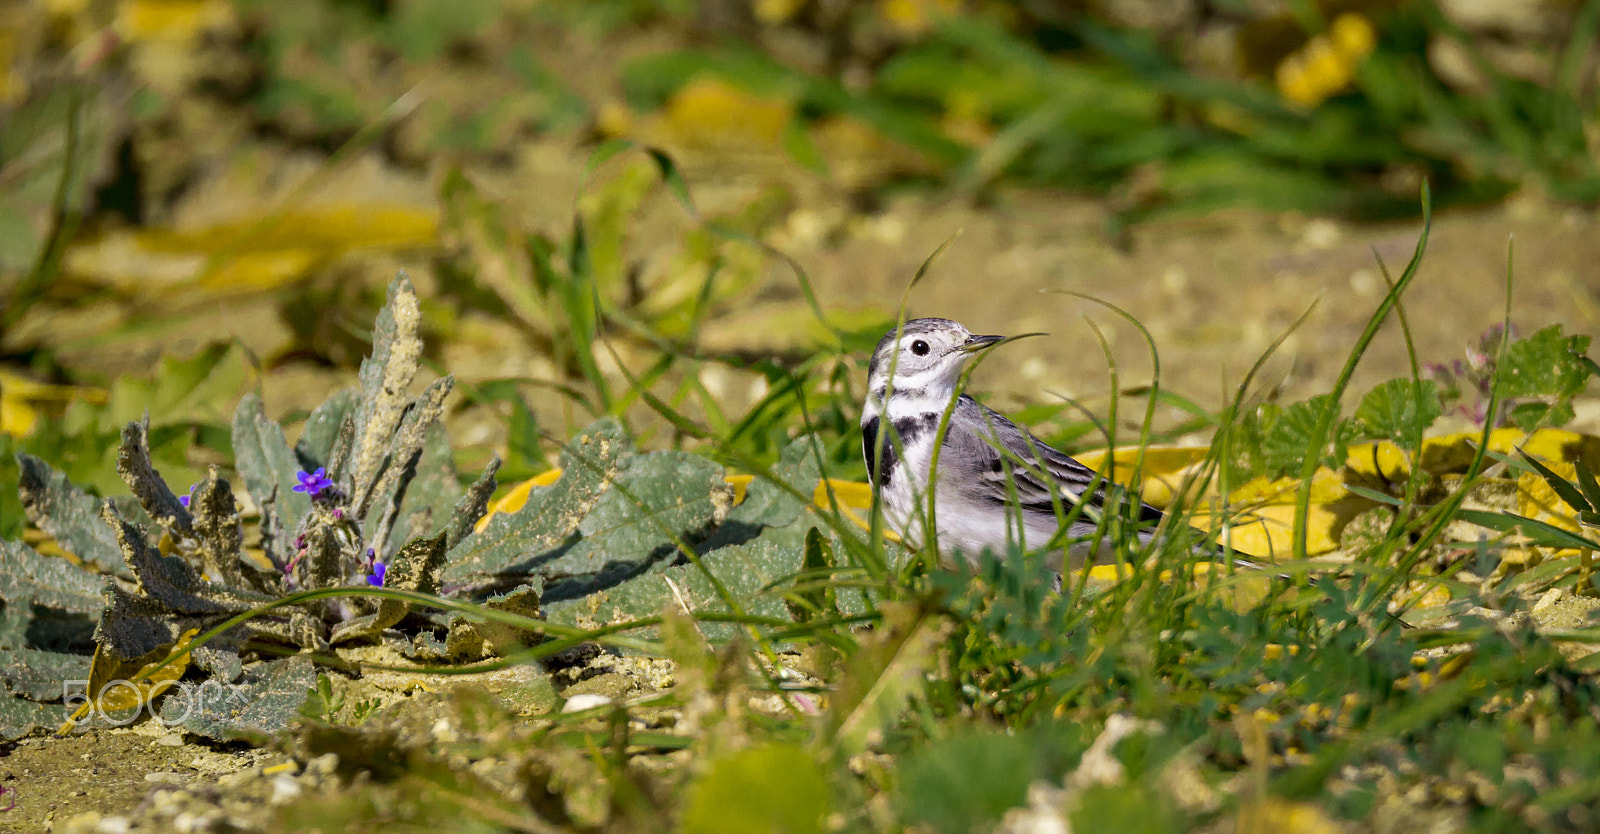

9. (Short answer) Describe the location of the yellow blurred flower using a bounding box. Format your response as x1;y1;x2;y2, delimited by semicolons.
1276;13;1377;108
1331;12;1377;59
661;76;792;153
879;0;960;38
114;0;233;44
753;0;805;25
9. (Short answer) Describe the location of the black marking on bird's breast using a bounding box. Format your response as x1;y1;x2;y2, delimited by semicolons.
863;417;888;486
863;412;941;487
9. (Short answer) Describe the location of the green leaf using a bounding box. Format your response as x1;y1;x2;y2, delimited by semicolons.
827;604;943;756
1456;508;1600;551
0;539;103;614
786;526;840;623
14;454;127;574
140;343;255;429
679;744;830;834
355;375;453;540
1499;325;1592;401
0;81;122;278
440;581;544;657
115;420;194;540
504;392;548;481
645;146;697;216
442;457;499;550
442;418;631;589
233;393;312;541
390;421;463;548
544;533;803;641
730;438;822;529
536;450;728;583
188;468;248;588
897;730;1038;834
0;695;72;741
159;655;317;743
1574;462;1600;513
350;275;425;500
0;539;102;700
100;503;265;617
1354;379;1441;449
294;388;358;472
1260;395;1358;475
330;532;448;645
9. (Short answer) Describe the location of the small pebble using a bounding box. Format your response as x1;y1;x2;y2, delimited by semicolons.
95;817;132;834
1533;587;1565;613
269;774;302;805
562;693;613;713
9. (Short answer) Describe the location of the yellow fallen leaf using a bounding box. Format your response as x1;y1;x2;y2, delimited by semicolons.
0;370;108;438
1518;464;1583;533
61;629;197;733
1191;469;1353;557
1410;427;1600;475
63;203;438;296
1072;445;1213;507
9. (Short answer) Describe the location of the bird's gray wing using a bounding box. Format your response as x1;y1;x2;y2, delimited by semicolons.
948;396;1163;525
946;397;1269;567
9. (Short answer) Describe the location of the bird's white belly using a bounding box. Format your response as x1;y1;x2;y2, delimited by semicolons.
880;456;1077;571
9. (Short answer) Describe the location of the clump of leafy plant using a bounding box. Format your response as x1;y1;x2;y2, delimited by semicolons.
1233;323;1594;482
1;275;839;741
1427;324;1595;430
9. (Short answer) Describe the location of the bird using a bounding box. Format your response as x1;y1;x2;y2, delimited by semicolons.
861;317;1234;573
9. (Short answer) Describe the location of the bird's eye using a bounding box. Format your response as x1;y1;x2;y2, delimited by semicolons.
911;340;930;356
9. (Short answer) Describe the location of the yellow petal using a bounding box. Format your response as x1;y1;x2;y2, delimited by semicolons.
1330;13;1377;61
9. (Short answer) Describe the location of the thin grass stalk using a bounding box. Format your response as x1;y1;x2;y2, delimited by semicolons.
1292;182;1432;559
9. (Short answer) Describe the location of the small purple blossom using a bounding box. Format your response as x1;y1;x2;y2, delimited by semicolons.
293;467;334;497
178;482;200;508
367;562;386;587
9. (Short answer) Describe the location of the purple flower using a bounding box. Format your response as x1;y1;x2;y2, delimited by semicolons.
178;482;200;508
367;562;386;587
293;467;334;497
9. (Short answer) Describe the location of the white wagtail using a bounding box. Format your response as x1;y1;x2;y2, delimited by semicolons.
862;317;1239;573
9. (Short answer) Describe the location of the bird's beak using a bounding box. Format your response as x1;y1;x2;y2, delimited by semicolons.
959;334;1004;353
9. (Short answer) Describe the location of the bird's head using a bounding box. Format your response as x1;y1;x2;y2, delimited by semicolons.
866;318;1002;407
